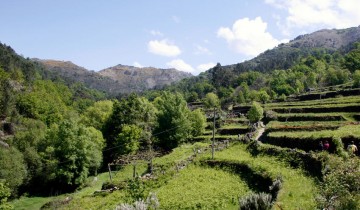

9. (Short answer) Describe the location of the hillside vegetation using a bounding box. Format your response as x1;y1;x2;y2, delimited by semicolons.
1;26;360;210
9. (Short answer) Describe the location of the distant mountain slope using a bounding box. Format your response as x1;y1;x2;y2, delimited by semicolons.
36;59;192;95
220;25;360;74
98;64;192;90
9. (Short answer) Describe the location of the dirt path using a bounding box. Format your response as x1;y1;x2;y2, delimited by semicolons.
255;127;265;141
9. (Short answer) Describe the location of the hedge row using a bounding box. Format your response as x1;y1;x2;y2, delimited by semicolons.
217;127;249;135
296;88;360;101
264;133;359;153
276;114;346;122
246;142;323;179
201;159;275;194
271;104;360;114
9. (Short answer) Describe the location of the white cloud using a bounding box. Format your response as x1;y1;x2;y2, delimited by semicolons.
150;30;163;36
197;62;216;72
166;59;194;73
265;0;360;35
148;39;181;57
217;17;281;56
133;62;143;68
194;44;212;55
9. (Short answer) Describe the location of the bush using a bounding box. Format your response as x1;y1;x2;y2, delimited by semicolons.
247;102;264;123
239;192;272;210
332;136;348;158
116;192;159;210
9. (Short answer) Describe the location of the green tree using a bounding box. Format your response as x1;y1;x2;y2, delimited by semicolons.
81;100;113;130
189;109;206;137
0;147;27;195
343;43;360;72
0;181;12;210
247;102;263;123
154;92;191;150
258;90;270;104
353;70;360;88
42;119;105;188
116;124;142;155
17;80;71;125
203;92;220;108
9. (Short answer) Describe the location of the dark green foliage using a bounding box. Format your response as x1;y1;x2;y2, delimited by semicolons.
239;193;272;210
343;42;360;72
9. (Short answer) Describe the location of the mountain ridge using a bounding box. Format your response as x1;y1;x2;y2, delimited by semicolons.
35;59;192;96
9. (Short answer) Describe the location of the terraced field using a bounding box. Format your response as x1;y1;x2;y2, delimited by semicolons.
263;94;360;153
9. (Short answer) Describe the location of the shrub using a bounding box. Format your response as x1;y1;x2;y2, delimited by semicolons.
332;136;348;158
116;192;159;210
239;193;272;210
247;102;264;123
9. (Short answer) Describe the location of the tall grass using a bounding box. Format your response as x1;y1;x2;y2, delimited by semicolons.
156;164;251;209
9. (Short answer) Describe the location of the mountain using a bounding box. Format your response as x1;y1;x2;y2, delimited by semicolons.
98;64;192;90
218;25;360;74
35;59;192;96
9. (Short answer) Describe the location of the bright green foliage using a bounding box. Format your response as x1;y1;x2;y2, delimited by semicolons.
0;181;12;210
236;90;246;104
17;80;71;125
258;90;270;104
189;109;206;137
317;155;360;209
0;147;27;195
247;102;264;123
154;92;191;150
203;92;220;108
81;100;113;130
116;124;142;155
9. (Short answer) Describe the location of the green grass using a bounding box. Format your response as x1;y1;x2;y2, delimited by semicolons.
156;164;251;209
266;120;351;131
11;172;111;210
202;143;318;209
11;196;54;210
221;124;249;129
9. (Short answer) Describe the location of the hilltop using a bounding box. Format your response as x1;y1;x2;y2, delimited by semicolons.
217;25;360;74
35;59;192;96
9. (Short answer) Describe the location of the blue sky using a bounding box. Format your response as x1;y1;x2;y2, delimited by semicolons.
1;0;360;75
